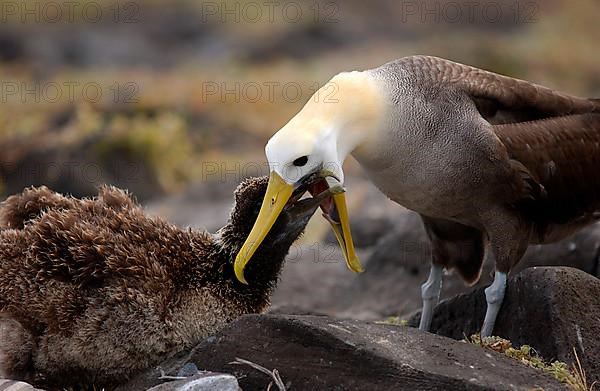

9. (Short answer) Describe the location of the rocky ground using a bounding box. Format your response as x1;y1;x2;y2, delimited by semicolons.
120;314;565;390
134;178;600;390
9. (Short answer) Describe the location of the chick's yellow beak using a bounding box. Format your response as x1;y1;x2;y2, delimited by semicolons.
234;171;293;284
326;191;364;274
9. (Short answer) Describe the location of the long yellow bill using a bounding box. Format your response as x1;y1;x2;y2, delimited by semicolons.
234;171;293;284
327;192;364;273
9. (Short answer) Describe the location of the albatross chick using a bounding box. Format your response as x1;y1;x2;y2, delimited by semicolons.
0;176;328;388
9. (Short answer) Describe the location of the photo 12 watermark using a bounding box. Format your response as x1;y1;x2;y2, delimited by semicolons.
0;1;140;23
1;161;142;187
0;81;139;104
200;1;339;24
200;161;343;183
284;241;431;264
399;1;539;24
201;81;339;104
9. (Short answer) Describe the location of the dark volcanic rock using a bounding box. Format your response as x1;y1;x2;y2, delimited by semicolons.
120;314;562;391
324;213;397;249
408;267;600;384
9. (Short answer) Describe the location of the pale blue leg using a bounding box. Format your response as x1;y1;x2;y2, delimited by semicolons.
480;271;507;337
419;264;443;332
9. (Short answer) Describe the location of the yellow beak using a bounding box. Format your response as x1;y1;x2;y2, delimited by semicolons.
234;171;293;284
326;192;364;274
234;171;364;284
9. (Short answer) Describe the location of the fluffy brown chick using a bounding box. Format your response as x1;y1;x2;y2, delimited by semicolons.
0;177;319;388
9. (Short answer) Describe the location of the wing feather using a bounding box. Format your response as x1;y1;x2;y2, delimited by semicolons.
493;113;600;228
384;56;599;124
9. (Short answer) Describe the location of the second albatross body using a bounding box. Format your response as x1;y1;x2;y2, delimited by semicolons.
235;55;600;337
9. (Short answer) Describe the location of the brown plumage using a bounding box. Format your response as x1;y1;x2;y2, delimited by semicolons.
369;56;600;279
405;55;598;124
0;177;318;388
349;55;600;335
419;56;600;238
495;113;600;239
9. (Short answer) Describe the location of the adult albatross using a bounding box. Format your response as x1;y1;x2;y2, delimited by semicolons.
234;55;600;337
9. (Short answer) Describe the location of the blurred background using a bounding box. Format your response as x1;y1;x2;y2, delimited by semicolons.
1;0;598;319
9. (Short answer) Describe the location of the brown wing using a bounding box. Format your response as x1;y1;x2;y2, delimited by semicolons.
493;113;600;228
395;56;600;124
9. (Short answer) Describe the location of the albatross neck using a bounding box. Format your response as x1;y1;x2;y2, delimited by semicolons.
324;70;388;163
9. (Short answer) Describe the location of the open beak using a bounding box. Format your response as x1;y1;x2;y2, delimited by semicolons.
318;177;364;275
234;170;364;284
234;171;293;284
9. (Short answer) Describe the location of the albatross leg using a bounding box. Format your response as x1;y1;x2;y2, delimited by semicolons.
478;207;529;338
480;271;507;337
419;264;443;331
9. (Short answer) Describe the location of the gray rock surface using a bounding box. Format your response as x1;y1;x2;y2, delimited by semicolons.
0;379;44;391
121;314;562;391
408;267;600;384
145;372;240;391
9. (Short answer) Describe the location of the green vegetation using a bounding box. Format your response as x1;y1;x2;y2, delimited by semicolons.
467;335;595;391
376;316;408;327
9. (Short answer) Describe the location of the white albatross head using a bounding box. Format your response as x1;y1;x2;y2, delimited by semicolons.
234;70;386;284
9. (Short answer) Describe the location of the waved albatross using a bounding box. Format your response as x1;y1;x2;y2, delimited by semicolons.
0;177;331;388
234;55;600;337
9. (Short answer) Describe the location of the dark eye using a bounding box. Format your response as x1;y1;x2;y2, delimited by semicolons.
293;156;309;167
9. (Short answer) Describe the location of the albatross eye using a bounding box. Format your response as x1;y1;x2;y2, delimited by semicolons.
293;156;309;167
